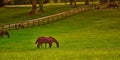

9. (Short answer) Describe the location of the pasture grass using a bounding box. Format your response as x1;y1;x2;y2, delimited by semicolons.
0;8;120;60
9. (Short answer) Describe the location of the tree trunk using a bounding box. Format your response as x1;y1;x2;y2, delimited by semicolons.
65;0;67;5
38;0;44;13
74;0;77;7
85;0;89;5
70;0;73;5
30;0;37;15
0;0;4;7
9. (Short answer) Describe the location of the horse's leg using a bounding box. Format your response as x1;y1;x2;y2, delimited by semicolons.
40;43;47;48
6;33;9;38
48;43;52;48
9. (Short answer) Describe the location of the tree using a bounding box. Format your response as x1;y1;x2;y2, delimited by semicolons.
70;0;77;7
85;0;89;5
30;0;44;15
38;0;44;13
74;0;77;7
0;0;4;7
70;0;74;5
29;0;37;15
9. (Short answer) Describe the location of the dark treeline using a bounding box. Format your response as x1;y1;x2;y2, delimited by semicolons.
3;0;100;5
0;0;4;7
0;0;119;6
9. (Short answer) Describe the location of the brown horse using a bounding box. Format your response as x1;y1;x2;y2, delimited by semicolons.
0;30;10;38
35;36;59;48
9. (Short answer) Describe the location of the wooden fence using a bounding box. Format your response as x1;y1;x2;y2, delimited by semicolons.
0;5;95;30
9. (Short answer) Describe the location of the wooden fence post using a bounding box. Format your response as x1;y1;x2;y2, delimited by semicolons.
55;15;58;21
56;15;58;21
2;25;4;30
54;15;57;22
15;24;17;30
38;19;40;26
41;19;44;25
71;10;73;15
67;11;69;17
48;17;50;23
60;13;62;19
33;21;35;27
27;21;29;28
51;15;54;22
61;13;64;20
65;12;67;17
51;16;54;23
58;14;60;20
9;24;10;30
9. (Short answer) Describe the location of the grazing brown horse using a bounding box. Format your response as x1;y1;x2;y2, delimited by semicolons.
0;30;10;38
35;36;59;48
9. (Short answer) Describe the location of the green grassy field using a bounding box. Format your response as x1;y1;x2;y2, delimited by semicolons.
0;8;120;60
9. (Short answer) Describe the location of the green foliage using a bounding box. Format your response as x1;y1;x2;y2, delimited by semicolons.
0;8;120;60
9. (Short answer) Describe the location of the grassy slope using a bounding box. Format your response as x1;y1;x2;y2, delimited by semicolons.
0;5;72;24
0;9;120;60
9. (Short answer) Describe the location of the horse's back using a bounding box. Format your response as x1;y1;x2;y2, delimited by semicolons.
37;36;56;43
37;36;50;43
